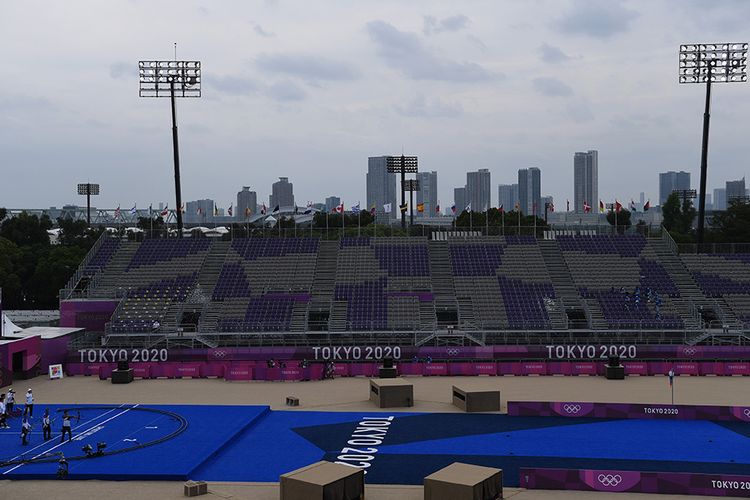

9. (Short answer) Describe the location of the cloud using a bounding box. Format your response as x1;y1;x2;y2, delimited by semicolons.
109;62;134;80
207;75;260;96
538;43;572;64
556;0;638;38
366;20;495;82
255;53;360;81
423;14;471;35
532;77;573;97
265;80;307;101
394;95;463;118
253;24;275;37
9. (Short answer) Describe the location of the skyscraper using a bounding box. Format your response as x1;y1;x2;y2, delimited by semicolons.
269;177;294;208
185;199;215;223
498;184;519;211
325;196;341;213
416;171;438;217
573;150;598;214
713;188;727;211
726;178;746;204
518;167;541;216
659;171;691;205
236;186;257;220
454;187;467;213
466;168;491;212
366;156;397;217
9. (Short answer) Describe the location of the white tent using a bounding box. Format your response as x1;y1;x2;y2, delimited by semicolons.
2;313;23;336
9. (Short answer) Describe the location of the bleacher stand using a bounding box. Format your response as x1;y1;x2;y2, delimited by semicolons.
681;253;750;323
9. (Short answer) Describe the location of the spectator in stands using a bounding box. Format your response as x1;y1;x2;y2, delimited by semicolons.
0;394;8;428
60;411;73;443
152;320;160;332
6;389;15;416
298;359;310;369
20;417;31;445
267;359;277;368
24;389;34;417
323;361;335;380
42;409;51;440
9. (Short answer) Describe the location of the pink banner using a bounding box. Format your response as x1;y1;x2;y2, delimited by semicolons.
522;362;548;376
572;362;598;375
473;362;498;375
624;362;648;375
175;363;202;378
700;361;724;376
131;363;151;378
398;363;423;376
724;362;750;376
349;363;378;377
673;362;700;375
423;363;449;376
448;362;472;376
225;364;254;381
547;362;572;375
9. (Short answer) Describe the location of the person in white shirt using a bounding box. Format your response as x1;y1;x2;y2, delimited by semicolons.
24;389;34;417
60;411;72;443
42;408;51;440
6;389;15;416
0;394;7;428
21;417;31;445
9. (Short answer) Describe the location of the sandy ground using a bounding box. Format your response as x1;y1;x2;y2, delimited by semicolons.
2;374;748;500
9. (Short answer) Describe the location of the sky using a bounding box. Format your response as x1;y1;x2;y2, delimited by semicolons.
1;0;748;211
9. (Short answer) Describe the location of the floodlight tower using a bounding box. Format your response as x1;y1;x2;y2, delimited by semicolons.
77;183;100;225
679;43;747;247
386;155;418;230
138;58;201;236
402;179;420;227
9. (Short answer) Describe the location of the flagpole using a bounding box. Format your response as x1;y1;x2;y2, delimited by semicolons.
501;210;504;236
485;206;489;236
358;208;361;238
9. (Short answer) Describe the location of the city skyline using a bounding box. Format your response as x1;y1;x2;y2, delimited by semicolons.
1;1;748;212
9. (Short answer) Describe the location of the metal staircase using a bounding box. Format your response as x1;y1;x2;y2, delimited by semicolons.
538;239;586;329
309;240;339;330
428;240;459;328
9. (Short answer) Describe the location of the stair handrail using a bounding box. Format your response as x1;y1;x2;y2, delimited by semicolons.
660;226;679;256
60;230;112;300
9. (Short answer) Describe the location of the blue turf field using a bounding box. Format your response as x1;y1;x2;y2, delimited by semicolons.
1;404;749;485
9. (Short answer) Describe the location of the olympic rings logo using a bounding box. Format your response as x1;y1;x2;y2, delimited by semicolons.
212;350;227;359
743;409;750;418
447;348;460;356
563;404;582;414
683;347;697;356
597;474;622;487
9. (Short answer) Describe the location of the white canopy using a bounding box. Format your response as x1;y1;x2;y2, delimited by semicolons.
2;313;23;336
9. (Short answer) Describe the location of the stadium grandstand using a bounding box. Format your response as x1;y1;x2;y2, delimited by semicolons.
59;229;750;349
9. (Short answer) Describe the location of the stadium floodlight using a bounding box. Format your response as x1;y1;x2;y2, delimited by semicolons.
679;43;748;248
402;179;420;226
387;155;418;230
671;188;697;207
138;58;202;236
77;183;100;225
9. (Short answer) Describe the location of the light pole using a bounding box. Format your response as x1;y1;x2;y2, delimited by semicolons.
402;179;420;227
679;43;747;248
138;59;201;236
77;183;100;226
387;155;418;230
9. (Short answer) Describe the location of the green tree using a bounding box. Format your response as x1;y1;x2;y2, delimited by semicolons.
137;216;165;238
0;207;7;222
661;192;681;232
679;196;697;234
0;211;52;246
606;208;632;230
57;218;103;249
709;200;750;243
26;245;88;308
0;237;23;308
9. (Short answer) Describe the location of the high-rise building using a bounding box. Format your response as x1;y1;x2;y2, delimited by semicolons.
713;188;727;211
573;150;598;214
325;196;341;212
726;177;746;204
498;183;519;211
659;171;691;205
466;168;491;212
416;171;438;216
454;187;467;213
366;156;397;217
236;186;257;220
639;192;645;208
541;195;554;212
269;177;294;209
518;167;541;216
705;193;713;210
185;199;215;223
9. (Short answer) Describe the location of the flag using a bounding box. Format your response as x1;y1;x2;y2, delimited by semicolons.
435;203;440;214
370;204;376;216
130;204;136;216
643;200;651;211
160;204;169;217
583;201;591;213
514;201;520;211
499;204;504;213
261;203;267;215
228;204;233;217
335;203;344;214
180;204;185;214
599;200;605;213
567;199;570;212
272;205;280;214
351;202;360;214
304;202;313;215
548;202;555;212
214;204;219;216
245;207;252;218
615;200;623;213
630;199;637;211
465;203;472;213
197;207;203;216
417;203;425;213
532;202;537;215
450;204;456;214
399;203;408;213
114;205;121;219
